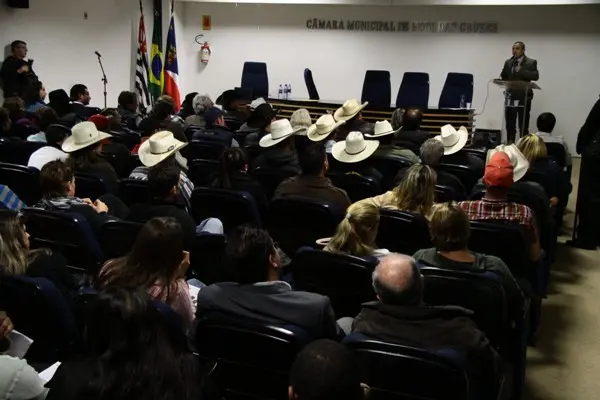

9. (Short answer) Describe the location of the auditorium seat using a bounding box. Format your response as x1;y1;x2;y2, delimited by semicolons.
252;166;297;200
98;220;143;259
462;148;487;163
436;184;464;202
241;61;269;99
191;187;261;231
189;233;226;285
438;163;479;193
185;140;227;161
366;155;413;190
396;72;430;109
74;172;108;200
304;68;320;100
328;171;382;203
438;72;474;109
291;248;377;318
109;130;141;151
0;137;44;165
361;70;392;108
187;159;220;187
0;162;41;206
118;179;150;206
376;209;431;255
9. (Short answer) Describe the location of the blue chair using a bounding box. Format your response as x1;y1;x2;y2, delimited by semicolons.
438;72;474;109
304;68;320;100
0;275;79;363
0;162;41;206
396;72;430;109
191;187;261;231
241;62;269;99
361;70;391;108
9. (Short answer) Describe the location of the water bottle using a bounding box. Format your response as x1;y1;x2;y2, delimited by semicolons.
288;83;292;100
284;84;290;100
278;84;283;100
459;94;466;109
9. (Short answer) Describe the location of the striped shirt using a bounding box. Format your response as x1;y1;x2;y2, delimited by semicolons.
129;166;194;210
0;185;26;211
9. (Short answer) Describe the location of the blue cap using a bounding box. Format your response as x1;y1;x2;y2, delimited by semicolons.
204;107;224;127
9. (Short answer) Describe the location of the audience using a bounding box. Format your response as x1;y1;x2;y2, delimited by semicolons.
438;124;485;175
46;290;200;400
220;88;250;131
275;142;351;212
252;119;301;174
290;108;312;136
117;91;143;131
157;95;185;126
534;112;571;167
240;103;277;147
0;210;75;299
22;80;47;112
352;253;502;396
47;89;72;119
185;93;213;128
191;106;239;147
331;131;383;184
2;97;30;138
69;84;99;120
324;202;389;260
367;120;419;163
307;114;344;153
27;106;58;142
393;108;429;154
27;124;70;170
334;99;374;136
196;225;342;340
0;39;38;98
178;92;199;120
289;339;365;400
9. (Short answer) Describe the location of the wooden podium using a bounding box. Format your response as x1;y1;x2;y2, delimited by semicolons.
493;79;541;143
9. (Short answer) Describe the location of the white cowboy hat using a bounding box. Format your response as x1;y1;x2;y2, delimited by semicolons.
331;131;380;163
486;144;530;182
61;121;111;153
259;119;295;148
435;124;469;155
307;114;345;142
364;120;400;139
334;99;368;122
138;131;188;167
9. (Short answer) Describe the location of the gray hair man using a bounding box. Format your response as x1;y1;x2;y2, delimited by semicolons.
420;138;444;167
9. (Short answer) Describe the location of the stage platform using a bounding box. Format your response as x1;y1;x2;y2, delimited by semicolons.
268;98;474;134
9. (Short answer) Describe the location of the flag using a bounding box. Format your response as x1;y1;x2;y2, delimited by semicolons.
163;1;181;111
135;0;151;114
149;0;163;102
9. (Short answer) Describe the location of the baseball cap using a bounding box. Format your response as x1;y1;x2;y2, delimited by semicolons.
484;151;514;188
204;107;224;127
88;114;109;132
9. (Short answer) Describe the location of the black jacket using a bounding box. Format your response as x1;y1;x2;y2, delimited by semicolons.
211;170;268;220
0;56;38;97
500;56;539;100
393;130;430;155
576;96;600;155
251;148;301;175
27;251;77;300
69;102;100;121
75;160;120;194
117;107;142;131
192;125;234;147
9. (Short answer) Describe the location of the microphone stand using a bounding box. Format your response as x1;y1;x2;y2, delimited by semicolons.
96;53;108;109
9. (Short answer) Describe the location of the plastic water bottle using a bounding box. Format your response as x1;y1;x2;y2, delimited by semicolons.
459;94;466;109
288;83;292;100
284;84;290;100
278;84;283;100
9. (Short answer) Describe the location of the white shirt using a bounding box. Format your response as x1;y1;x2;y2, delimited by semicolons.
27;146;69;170
534;131;572;167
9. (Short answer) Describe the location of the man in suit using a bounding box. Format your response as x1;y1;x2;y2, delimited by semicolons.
69;84;100;120
500;41;539;143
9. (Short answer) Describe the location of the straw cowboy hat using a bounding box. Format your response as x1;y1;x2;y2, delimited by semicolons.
365;120;400;139
334;99;368;122
486;144;530;182
259;119;295;148
62;121;111;153
332;131;380;163
307;114;345;142
435;124;469;155
138;131;188;167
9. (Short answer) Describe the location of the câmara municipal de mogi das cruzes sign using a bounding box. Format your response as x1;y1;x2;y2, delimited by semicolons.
306;19;498;33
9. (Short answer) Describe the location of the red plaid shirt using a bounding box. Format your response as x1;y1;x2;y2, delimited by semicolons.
458;197;539;244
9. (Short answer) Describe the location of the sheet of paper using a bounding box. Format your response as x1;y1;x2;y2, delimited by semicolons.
188;284;201;305
39;361;61;383
5;330;33;358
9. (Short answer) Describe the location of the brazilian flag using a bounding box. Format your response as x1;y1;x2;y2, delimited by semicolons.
149;0;164;102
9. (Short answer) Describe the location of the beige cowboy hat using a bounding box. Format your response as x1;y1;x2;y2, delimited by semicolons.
307;114;345;142
364;120;400;139
61;121;111;153
334;99;368;122
259;119;295;148
435;124;469;155
486;144;530;182
332;131;379;163
139;131;188;167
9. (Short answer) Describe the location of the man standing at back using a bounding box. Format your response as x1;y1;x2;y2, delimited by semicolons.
0;40;38;98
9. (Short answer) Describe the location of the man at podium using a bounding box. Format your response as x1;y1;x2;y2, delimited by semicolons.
500;41;539;143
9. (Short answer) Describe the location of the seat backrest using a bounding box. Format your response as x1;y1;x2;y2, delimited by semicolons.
435;185;464;202
98;220;143;259
545;142;566;168
304;68;320;100
377;209;432;255
461;148;487;163
187;159;220;187
191;187;261;231
438;73;474;109
361;70;392;108
189;233;226;284
438;163;479;193
396;72;430;109
0;138;45;165
268;197;343;256
252;166;297;200
291;248;377;317
0;275;79;363
74;173;108;200
241;61;269;99
185;139;227;161
0;162;41;206
366;156;413;190
118;179;150;206
109;130;141;150
328;171;382;203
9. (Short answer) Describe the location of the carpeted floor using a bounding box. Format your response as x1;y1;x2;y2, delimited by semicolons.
524;158;599;400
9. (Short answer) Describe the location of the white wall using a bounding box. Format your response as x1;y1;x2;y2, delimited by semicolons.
179;3;600;150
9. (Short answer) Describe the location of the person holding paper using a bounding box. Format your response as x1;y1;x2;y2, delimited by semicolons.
500;41;539;144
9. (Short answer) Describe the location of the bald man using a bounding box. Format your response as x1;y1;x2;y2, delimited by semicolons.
352;254;502;396
392;108;430;155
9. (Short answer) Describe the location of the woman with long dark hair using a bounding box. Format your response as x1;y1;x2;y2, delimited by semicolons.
22;81;47;112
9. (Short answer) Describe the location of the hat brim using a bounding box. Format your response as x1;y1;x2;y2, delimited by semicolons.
486;145;530;183
333;102;368;122
364;127;401;139
435;130;469;155
138;140;188;167
307;121;345;142
247;108;278;129
259;130;294;148
331;140;379;163
62;131;112;153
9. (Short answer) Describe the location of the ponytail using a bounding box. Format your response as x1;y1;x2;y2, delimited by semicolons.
325;206;378;258
219;148;247;190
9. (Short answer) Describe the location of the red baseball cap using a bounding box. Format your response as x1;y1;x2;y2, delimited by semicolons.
88;114;109;132
484;151;514;188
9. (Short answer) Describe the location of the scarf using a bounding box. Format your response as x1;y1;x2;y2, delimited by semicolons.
35;196;88;211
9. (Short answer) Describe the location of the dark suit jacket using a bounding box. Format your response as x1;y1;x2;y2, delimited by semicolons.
500;56;539;100
69;102;100;121
196;281;340;340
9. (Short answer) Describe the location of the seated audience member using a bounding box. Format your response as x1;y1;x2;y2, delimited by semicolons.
196;225;341;340
139;100;187;144
22;80;46;112
290;108;313;136
367;120;419;163
117;90;143;131
334;99;374;136
47;89;72;119
28;124;70;170
211;147;268;219
185;93;213;128
0;210;76;298
289;339;366;400
393;108;430;153
35;160;128;234
239;103;277;147
390;108;404;130
177;92;198;120
69;84;100;120
46;290;200;400
275;142;351;212
157;95;185;126
128;163;223;248
416;138;466;198
459;151;542;262
357;163;437;219
27;106;58;142
192;106;239;147
353;254;502;396
534;112;571;167
437;124;485;175
2;97;34;139
88;113;135;176
252;119;301;174
98;218;195;328
63;121;119;194
324;202;389;260
331;131;383;184
220;88;250;131
0;107;10;137
131;131;194;209
414;202;523;302
308;114;345;153
0;185;26;211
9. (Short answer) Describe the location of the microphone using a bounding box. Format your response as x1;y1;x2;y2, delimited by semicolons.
95;51;102;58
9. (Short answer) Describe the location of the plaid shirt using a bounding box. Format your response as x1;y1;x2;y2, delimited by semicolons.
458;197;539;244
129;166;194;210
